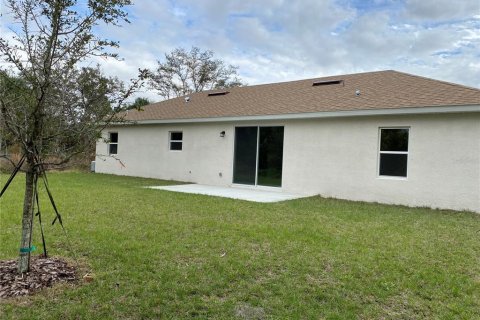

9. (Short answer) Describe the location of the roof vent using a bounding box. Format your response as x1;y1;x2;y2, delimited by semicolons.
208;91;229;96
312;79;343;86
355;89;361;96
185;96;190;102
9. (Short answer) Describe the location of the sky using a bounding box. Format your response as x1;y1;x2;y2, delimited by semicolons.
1;0;480;102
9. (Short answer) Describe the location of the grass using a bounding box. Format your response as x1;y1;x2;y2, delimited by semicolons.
0;172;479;319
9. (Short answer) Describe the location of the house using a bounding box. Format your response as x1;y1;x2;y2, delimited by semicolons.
95;70;480;213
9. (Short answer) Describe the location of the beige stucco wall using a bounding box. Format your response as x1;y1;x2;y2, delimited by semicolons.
95;122;235;186
282;113;480;212
96;113;480;213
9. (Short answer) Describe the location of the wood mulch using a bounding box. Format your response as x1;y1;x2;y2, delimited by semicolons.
0;256;77;299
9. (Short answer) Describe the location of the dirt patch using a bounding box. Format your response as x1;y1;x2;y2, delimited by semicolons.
234;303;266;320
0;256;77;299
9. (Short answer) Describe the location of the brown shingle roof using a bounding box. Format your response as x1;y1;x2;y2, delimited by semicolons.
125;70;480;121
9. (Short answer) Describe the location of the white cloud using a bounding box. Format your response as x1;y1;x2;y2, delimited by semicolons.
403;0;480;21
1;0;479;102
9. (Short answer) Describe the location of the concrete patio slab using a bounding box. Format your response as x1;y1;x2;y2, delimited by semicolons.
147;184;309;203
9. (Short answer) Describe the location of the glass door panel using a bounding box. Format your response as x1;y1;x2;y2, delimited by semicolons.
233;127;258;185
257;127;284;187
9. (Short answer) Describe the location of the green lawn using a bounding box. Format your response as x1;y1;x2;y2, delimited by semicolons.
0;172;479;319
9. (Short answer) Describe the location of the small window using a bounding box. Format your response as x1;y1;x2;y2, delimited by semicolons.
379;128;409;177
169;131;183;151
108;132;118;155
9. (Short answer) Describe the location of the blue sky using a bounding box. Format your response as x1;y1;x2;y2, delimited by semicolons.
1;0;479;101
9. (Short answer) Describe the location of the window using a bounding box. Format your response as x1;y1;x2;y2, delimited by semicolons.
379;128;409;178
169;131;183;151
108;132;118;155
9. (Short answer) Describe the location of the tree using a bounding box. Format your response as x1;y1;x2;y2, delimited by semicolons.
148;46;243;100
126;97;151;110
0;0;145;273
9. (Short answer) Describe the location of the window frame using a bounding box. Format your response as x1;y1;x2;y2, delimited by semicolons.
169;131;183;151
108;132;118;155
377;127;410;179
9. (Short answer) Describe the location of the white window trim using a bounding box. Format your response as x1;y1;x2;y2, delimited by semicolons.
169;131;183;151
108;132;118;155
377;127;410;180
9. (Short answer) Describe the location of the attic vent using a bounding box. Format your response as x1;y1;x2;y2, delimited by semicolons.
312;79;343;86
208;91;229;96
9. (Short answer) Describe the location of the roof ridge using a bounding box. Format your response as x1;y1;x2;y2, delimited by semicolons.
390;70;480;92
174;70;395;98
144;70;400;105
230;69;393;90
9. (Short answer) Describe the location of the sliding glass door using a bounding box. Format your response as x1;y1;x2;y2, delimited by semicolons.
233;126;284;187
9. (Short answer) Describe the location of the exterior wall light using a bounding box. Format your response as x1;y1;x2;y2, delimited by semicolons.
220;131;226;137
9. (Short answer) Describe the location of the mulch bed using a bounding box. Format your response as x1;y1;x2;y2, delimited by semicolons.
0;256;77;299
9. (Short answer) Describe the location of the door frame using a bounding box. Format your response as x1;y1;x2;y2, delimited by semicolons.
232;125;285;189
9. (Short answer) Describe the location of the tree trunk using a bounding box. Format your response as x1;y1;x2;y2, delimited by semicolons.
18;161;35;274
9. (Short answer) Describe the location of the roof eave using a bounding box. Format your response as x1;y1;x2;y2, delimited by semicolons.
120;104;480;125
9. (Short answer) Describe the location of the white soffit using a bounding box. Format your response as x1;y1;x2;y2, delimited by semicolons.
123;104;480;125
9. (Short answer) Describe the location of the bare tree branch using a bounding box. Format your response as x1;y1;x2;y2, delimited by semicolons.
148;46;244;100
